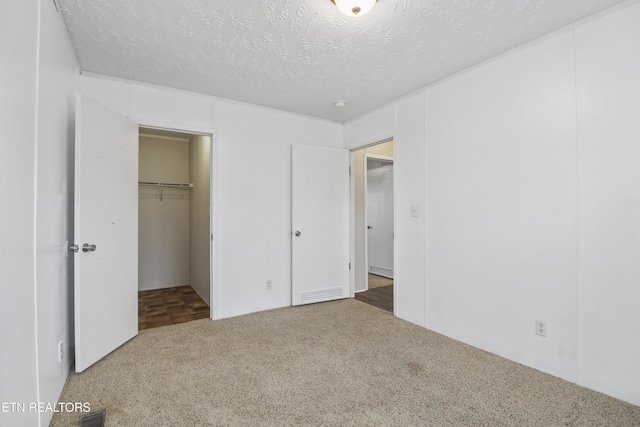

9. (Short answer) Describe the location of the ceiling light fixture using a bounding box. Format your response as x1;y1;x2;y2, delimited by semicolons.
331;0;378;17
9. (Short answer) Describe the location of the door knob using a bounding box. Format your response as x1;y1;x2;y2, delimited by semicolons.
294;231;301;237
69;244;79;253
82;243;97;253
367;225;373;229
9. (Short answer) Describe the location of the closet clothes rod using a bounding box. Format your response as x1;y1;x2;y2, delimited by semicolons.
138;181;193;189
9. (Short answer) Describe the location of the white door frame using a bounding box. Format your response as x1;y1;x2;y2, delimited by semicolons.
363;153;394;290
135;120;217;320
348;138;395;301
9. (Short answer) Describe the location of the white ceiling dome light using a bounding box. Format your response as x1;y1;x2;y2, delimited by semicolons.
331;0;378;17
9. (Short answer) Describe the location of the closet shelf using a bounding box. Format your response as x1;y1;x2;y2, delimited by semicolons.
138;181;193;189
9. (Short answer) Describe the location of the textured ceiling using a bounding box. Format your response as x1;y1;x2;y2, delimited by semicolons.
58;0;628;122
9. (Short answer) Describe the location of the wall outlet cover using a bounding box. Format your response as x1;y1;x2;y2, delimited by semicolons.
535;320;547;337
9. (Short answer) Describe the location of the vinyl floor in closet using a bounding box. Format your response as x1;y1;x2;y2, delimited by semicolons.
138;285;209;330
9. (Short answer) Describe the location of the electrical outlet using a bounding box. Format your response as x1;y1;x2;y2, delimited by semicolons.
57;340;63;363
266;280;272;290
535;320;547;337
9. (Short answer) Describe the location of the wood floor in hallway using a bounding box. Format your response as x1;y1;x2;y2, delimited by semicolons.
355;275;393;313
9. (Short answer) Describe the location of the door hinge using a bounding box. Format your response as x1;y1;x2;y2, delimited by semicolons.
349;262;351;270
349;166;351;176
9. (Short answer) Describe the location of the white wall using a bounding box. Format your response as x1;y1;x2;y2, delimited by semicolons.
394;93;428;327
427;31;578;381
0;2;40;426
212;99;343;318
575;3;640;406
80;76;344;320
190;135;211;303
138;136;191;290
353;141;394;292
0;1;78;426
81;75;215;131
346;93;428;326
35;2;79;425
345;104;395;149
344;2;640;406
346;94;428;328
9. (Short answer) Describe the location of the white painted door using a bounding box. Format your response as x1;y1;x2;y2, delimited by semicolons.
367;159;394;279
73;95;138;372
292;145;350;305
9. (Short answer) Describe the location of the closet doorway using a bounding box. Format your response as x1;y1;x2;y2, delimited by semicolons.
137;127;212;330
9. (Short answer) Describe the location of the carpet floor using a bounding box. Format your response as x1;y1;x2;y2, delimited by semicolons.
51;299;640;426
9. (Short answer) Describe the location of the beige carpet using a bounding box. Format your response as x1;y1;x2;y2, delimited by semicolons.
52;299;639;426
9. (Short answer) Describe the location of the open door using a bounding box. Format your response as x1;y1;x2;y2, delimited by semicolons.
291;145;350;305
72;95;138;372
366;157;394;280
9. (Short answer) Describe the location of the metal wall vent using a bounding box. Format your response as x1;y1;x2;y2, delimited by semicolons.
78;410;105;427
300;287;343;302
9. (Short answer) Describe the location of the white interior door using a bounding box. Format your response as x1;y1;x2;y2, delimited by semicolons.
366;158;394;279
73;95;138;372
292;145;350;305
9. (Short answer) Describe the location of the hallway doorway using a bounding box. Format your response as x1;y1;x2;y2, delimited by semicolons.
351;139;395;313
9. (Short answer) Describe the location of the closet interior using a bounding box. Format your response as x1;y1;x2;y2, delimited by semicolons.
137;127;211;330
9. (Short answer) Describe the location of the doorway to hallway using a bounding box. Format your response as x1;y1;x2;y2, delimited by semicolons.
351;139;395;313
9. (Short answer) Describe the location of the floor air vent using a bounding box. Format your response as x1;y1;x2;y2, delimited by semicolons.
300;287;342;303
78;410;105;427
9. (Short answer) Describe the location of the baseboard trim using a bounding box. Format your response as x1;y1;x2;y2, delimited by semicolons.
369;265;393;279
